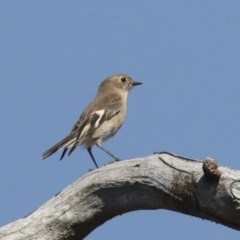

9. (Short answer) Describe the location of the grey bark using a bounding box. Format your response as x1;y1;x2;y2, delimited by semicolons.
1;152;240;240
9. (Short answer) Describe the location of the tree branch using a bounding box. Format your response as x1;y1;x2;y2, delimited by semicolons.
1;152;240;239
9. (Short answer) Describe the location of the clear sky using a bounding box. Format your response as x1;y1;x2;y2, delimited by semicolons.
1;1;240;239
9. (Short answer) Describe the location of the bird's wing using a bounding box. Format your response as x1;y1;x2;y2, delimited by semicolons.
104;98;122;120
70;94;122;131
80;98;122;139
67;98;122;156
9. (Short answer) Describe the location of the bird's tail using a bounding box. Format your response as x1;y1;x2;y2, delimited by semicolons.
42;134;77;160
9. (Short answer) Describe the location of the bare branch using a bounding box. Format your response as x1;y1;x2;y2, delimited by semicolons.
1;152;240;239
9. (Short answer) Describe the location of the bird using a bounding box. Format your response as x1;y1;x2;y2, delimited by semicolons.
42;74;142;168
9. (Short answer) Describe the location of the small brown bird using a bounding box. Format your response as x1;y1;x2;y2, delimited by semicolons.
42;74;142;168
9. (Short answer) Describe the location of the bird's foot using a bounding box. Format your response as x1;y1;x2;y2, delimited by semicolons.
88;168;95;172
104;158;121;166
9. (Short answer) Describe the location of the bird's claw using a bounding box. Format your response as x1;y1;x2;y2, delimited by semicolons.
104;158;121;166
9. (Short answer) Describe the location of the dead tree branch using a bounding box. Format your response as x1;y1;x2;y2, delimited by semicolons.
1;152;240;240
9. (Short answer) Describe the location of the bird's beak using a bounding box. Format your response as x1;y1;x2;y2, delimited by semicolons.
132;81;142;86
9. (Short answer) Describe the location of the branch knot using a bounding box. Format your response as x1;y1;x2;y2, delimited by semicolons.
202;157;222;180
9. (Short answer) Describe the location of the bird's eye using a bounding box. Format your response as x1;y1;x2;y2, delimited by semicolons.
121;77;126;82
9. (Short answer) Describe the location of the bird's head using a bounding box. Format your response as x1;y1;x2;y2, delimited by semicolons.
99;74;142;92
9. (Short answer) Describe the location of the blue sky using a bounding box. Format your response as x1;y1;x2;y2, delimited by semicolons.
1;1;240;239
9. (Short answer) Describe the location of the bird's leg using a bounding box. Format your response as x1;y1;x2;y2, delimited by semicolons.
87;147;99;168
96;143;121;162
